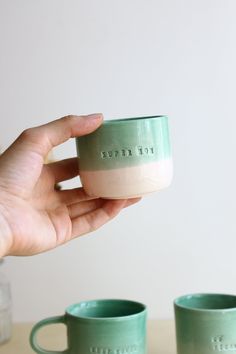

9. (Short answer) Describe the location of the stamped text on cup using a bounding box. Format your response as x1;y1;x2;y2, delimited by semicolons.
212;335;236;351
101;146;155;159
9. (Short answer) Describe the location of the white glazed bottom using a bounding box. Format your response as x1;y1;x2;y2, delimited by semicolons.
80;159;173;199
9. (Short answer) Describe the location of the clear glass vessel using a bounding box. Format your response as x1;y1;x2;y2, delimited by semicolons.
0;259;12;344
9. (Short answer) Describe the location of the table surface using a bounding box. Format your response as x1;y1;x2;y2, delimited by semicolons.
0;320;176;354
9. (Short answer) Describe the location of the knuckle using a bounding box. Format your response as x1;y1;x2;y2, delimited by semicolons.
19;128;50;156
20;128;42;144
20;128;34;139
61;114;77;124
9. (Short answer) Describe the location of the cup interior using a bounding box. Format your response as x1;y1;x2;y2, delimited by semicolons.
175;294;236;310
67;299;146;319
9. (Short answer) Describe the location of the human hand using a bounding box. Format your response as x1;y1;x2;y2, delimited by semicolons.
0;114;140;257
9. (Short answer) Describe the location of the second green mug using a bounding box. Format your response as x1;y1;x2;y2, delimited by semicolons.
174;293;236;354
30;299;147;354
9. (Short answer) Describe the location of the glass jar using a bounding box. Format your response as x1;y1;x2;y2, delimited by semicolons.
0;259;12;344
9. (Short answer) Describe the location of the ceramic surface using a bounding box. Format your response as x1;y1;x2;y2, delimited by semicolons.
30;299;147;354
174;293;236;354
76;115;172;199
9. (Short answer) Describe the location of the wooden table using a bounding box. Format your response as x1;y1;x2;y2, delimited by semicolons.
0;320;176;354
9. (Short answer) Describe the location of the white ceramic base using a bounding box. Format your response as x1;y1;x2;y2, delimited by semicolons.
80;159;173;199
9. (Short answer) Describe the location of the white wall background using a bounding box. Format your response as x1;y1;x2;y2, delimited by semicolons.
1;0;236;322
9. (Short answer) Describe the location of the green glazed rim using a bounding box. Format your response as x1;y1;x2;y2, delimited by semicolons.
103;115;167;124
65;299;147;322
174;293;236;313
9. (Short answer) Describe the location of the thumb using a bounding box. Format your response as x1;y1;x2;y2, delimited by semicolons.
14;114;103;158
0;114;103;192
2;114;103;163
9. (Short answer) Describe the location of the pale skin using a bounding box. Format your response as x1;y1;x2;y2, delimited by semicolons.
0;114;140;257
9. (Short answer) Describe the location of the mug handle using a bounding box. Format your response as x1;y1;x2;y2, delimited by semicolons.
30;315;68;354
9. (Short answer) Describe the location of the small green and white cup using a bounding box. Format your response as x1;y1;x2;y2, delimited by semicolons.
76;115;173;199
30;299;147;354
174;293;236;354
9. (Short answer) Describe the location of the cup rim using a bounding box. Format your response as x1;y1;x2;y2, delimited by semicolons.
65;299;147;321
174;293;236;312
103;115;167;124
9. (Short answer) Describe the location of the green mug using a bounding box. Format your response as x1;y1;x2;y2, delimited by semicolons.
174;293;236;354
30;299;147;354
76;115;172;199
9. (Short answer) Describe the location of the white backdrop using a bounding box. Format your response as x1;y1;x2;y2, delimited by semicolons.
1;0;236;322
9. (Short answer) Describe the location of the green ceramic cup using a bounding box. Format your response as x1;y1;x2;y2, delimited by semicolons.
174;293;236;354
75;115;172;199
30;299;147;354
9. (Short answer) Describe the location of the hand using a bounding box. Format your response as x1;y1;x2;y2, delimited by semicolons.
0;114;140;257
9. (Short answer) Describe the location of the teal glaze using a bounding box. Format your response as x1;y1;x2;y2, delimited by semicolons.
76;116;171;171
30;299;147;354
174;294;236;354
